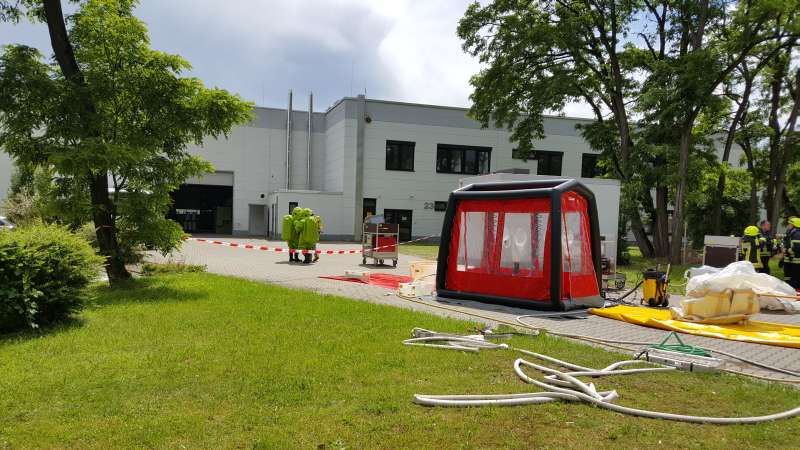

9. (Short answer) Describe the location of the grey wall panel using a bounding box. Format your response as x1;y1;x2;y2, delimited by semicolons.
324;98;358;130
249;99;591;138
249;107;325;132
363;99;591;137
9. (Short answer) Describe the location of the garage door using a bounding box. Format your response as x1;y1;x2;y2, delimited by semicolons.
169;172;234;234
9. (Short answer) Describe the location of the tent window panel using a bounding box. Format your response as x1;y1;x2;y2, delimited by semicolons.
500;213;534;276
563;211;587;273
457;211;490;271
534;212;549;270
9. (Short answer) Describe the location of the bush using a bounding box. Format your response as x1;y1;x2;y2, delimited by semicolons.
141;261;206;276
0;224;103;332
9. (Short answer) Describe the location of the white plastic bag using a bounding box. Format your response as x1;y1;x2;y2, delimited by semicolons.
685;261;800;313
685;265;721;279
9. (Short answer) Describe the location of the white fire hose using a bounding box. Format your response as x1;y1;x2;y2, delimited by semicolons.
408;330;800;424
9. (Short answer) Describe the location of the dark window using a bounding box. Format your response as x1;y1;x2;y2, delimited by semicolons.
581;153;599;178
436;144;491;175
363;198;377;221
434;201;447;212
385;140;415;171
534;150;563;176
289;201;298;214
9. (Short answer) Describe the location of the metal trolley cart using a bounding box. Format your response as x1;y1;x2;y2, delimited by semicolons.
362;215;399;267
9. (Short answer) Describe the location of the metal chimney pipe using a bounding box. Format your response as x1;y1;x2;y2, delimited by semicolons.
307;92;313;190
285;90;292;189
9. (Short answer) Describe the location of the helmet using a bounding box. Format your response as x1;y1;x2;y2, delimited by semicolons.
744;225;760;237
791;217;800;228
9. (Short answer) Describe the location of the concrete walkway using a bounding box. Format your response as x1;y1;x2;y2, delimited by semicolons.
150;235;800;382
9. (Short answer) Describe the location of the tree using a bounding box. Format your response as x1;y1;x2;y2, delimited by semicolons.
458;0;659;256
710;49;765;234
0;0;253;283
763;43;800;226
459;0;798;262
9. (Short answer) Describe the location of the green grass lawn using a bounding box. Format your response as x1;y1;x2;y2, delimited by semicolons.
400;242;440;260
2;274;800;449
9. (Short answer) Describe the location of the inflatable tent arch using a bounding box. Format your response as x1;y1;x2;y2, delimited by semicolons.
436;179;603;311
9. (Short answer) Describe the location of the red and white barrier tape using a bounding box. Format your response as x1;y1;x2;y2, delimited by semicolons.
187;234;436;255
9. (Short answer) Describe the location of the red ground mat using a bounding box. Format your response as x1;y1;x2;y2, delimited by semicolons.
319;274;413;289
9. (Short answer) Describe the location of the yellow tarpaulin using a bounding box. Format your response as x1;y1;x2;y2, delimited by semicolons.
590;305;800;349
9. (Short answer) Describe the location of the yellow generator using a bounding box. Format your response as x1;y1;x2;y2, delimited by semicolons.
642;265;670;307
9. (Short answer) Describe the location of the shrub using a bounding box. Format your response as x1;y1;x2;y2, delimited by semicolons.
0;223;103;332
141;261;206;276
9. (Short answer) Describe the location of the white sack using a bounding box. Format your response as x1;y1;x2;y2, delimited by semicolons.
685;265;722;279
685;261;800;313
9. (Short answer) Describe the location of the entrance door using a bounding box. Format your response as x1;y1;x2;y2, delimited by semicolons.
249;204;266;237
384;209;412;241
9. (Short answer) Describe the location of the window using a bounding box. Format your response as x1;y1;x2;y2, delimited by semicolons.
434;201;447;212
581;153;599;178
289;201;298;214
385;140;415;171
534;150;563;176
436;144;491;175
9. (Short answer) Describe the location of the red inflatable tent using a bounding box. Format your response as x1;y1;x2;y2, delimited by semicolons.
435;179;603;311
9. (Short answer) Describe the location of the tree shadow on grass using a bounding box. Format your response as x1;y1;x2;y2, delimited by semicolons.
89;276;211;307
1;277;210;345
0;316;86;345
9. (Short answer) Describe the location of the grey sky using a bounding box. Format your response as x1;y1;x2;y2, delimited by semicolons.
0;0;593;116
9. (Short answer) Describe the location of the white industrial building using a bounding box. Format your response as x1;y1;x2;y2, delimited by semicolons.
174;93;621;242
0;93;626;242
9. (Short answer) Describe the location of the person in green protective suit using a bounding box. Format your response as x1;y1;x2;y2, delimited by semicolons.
282;207;322;264
297;208;320;264
282;207;303;262
312;214;324;262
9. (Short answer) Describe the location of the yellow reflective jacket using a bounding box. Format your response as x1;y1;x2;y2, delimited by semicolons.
741;235;764;269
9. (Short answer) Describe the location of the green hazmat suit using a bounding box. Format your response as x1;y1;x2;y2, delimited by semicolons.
282;208;303;250
283;207;322;263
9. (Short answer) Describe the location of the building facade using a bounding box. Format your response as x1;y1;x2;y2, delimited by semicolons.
172;94;615;242
0;94;640;241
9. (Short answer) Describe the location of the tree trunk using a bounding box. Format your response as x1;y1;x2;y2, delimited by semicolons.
653;184;670;257
711;171;726;235
765;57;788;226
712;79;751;234
670;125;692;263
630;213;655;258
768;69;800;225
42;0;130;282
88;173;130;282
741;141;759;223
750;181;759;224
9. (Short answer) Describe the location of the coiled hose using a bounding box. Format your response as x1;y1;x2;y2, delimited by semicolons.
413;347;800;424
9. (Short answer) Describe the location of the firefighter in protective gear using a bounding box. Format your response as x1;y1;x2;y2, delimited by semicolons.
782;217;800;288
740;225;766;273
759;220;776;274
